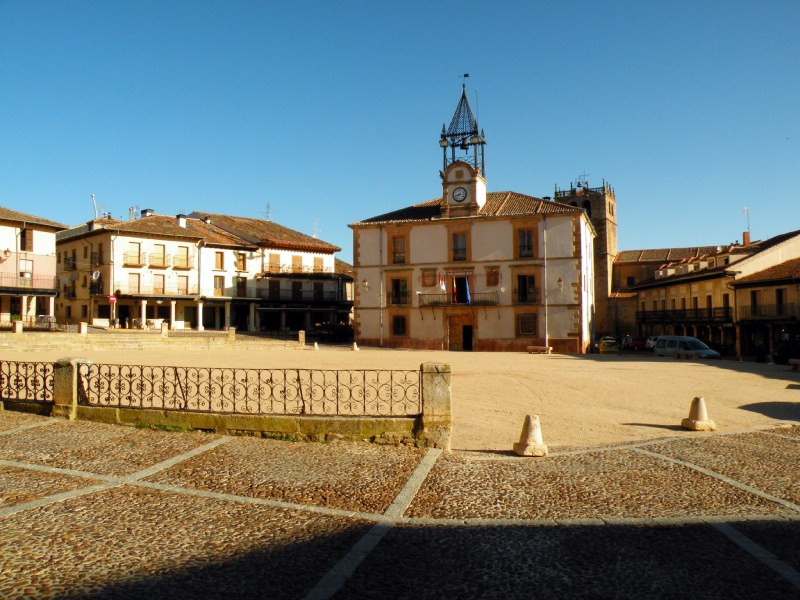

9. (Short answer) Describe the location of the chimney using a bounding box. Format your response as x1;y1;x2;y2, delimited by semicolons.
177;214;187;228
742;231;750;246
141;208;155;218
203;216;212;224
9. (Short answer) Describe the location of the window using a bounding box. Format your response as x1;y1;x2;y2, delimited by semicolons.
214;275;224;296
626;276;636;288
215;252;224;270
313;257;323;273
125;242;142;265
292;281;303;301
66;306;72;319
20;228;33;252
57;252;61;264
452;233;467;261
750;290;760;316
652;300;658;311
83;245;88;259
97;243;104;265
177;276;189;295
128;273;140;294
518;229;534;258
661;299;666;310
422;269;436;287
671;298;676;310
236;276;247;296
390;279;408;305
174;246;190;269
269;279;281;300
452;276;470;304
517;314;538;336
392;315;407;336
692;297;698;310
237;253;247;271
486;267;499;287
153;274;165;294
152;244;166;267
269;253;280;272
313;281;324;301
776;288;786;315
19;259;33;281
516;275;537;303
706;295;712;311
81;305;88;318
292;255;303;273
681;298;686;310
391;236;406;264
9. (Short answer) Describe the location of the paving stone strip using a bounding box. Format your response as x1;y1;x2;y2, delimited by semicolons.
756;430;800;443
711;522;800;590
303;448;442;600
0;436;231;519
0;418;59;437
631;447;800;513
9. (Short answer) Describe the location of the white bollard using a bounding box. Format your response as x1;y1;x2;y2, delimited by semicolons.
313;342;319;351
681;396;716;431
352;342;359;351
513;414;548;457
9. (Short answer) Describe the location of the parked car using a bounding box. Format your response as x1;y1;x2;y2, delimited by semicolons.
598;337;620;353
624;336;650;351
646;336;659;350
773;340;800;365
653;336;721;359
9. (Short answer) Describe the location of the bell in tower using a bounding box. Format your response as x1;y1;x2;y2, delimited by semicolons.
439;84;486;177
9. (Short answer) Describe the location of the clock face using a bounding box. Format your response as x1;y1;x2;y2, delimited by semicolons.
452;187;467;203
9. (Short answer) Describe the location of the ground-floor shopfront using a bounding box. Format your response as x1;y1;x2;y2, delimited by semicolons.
0;291;56;322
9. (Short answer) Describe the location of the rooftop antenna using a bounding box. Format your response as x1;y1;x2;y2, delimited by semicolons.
261;203;272;220
91;193;98;219
311;217;319;238
742;206;751;233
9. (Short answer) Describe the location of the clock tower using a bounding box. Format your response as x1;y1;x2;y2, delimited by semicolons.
439;85;487;217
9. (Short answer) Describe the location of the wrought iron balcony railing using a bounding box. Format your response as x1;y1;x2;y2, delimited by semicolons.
148;253;169;268
258;289;342;303
112;283;199;296
123;252;146;266
172;255;193;269
418;292;499;307
512;289;541;304
738;303;799;320
0;274;58;290
636;307;734;324
63;257;77;270
264;263;334;275
388;293;410;306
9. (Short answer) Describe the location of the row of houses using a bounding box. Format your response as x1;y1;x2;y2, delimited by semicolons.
0;207;353;332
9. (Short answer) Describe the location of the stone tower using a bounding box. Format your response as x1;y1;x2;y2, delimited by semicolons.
555;180;618;336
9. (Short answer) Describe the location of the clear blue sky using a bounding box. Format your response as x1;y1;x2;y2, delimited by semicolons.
2;1;799;262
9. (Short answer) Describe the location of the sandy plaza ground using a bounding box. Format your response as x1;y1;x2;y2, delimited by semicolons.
2;343;798;451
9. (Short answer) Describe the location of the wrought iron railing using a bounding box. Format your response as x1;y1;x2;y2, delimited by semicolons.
512;289;540;304
123;252;146;266
112;283;199;296
636;307;734;324
738;304;799;320
77;364;421;416
418;292;499;307
148;253;169;267
172;255;193;269
0;360;54;403
0;274;58;290
258;289;341;303
264;264;334;275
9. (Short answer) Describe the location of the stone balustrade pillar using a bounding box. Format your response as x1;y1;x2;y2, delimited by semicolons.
420;362;452;451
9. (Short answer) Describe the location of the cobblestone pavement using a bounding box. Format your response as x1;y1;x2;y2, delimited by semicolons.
1;413;798;599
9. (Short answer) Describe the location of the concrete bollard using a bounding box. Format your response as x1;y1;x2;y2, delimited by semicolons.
681;396;716;431
352;342;359;351
513;414;548;457
161;322;169;337
12;321;23;334
79;322;88;336
313;342;319;351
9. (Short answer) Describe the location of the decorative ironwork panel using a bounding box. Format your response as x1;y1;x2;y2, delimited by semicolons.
78;364;421;417
0;361;54;403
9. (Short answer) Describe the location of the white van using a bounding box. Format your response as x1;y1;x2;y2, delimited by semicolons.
653;336;721;359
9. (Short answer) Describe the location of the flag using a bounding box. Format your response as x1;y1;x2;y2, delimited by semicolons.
465;276;471;305
439;274;446;292
452;276;457;303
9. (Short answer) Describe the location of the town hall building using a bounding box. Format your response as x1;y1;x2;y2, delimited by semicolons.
349;86;599;352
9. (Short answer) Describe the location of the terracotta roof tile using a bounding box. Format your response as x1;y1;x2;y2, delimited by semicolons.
0;206;67;230
335;258;353;277
191;212;340;253
352;192;581;225
733;257;800;285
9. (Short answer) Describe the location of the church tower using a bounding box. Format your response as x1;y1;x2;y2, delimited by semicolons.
555;179;619;336
439;85;487;218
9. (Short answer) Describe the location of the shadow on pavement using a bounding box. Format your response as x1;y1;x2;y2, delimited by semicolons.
739;401;800;422
52;521;799;599
621;422;686;432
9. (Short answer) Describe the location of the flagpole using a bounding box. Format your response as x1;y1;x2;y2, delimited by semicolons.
543;216;549;349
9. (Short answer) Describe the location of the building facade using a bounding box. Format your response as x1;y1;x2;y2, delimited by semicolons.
0;206;66;322
350;88;596;352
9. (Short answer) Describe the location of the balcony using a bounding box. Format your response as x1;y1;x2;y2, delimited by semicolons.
148;253;169;268
112;283;199;297
418;292;499;307
512;289;541;304
123;252;146;267
89;252;106;266
264;263;334;275
0;274;58;291
738;304;799;321
258;289;342;304
388;292;410;306
636;307;734;324
172;255;193;269
63;257;77;271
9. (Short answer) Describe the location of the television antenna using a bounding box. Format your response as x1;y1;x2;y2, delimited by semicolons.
260;203;272;220
311;217;319;239
91;194;98;219
742;206;751;233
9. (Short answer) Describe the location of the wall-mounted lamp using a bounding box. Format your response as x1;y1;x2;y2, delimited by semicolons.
361;278;369;291
0;248;11;262
557;277;564;290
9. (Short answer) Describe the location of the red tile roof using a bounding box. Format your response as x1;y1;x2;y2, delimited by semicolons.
617;246;727;263
733;257;800;285
191;212;340;253
0;206;67;230
352;192;582;225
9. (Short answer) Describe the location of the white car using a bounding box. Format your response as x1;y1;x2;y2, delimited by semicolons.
645;336;658;350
